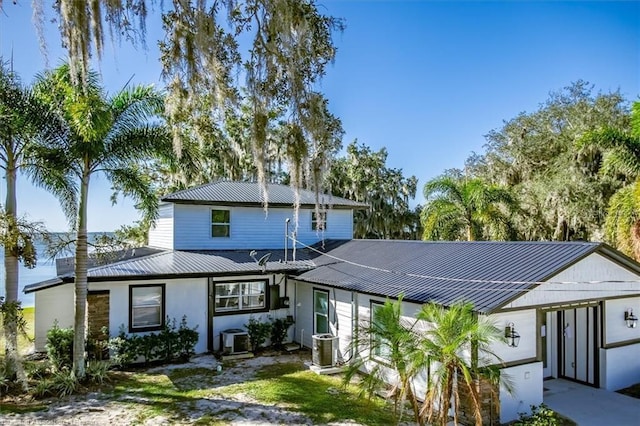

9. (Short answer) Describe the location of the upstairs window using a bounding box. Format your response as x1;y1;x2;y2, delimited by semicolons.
312;211;327;231
214;281;267;314
211;209;230;237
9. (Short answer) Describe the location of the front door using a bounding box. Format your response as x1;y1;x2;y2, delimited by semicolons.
558;306;600;386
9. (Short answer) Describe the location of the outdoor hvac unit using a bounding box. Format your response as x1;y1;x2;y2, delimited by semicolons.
312;334;339;367
222;328;249;354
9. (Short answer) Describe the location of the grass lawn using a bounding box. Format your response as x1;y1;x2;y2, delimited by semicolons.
0;306;35;355
108;359;396;425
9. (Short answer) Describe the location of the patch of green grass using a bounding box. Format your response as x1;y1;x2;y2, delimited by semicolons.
168;367;219;391
0;401;47;414
212;364;394;425
0;306;35;355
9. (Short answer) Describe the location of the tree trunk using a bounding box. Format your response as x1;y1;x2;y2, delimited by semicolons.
73;166;90;379
3;153;27;389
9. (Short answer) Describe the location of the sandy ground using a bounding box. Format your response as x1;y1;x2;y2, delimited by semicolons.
2;352;369;425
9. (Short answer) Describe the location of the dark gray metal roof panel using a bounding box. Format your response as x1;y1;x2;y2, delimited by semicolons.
161;181;368;209
296;240;602;313
24;248;314;293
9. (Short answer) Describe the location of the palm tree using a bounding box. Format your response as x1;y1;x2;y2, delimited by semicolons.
416;302;506;426
578;101;640;258
421;175;515;241
33;64;169;378
0;60;71;387
343;296;423;425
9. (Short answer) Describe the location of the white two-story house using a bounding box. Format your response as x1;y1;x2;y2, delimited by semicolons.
25;180;640;424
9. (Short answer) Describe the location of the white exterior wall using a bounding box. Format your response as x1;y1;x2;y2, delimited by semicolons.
505;253;640;309
500;362;544;423
599;343;640;390
488;310;538;365
91;277;209;354
172;204;353;250
34;284;75;351
148;203;174;249
604;297;640;345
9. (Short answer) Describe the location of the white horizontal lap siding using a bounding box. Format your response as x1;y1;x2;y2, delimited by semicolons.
488;310;537;365
604;297;640;345
34;284;75;351
328;288;353;362
293;280;314;348
91;277;209;354
505;253;640;309
173;204;354;250
148;203;174;249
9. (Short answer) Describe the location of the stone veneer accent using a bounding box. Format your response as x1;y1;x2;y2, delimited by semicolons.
87;291;110;341
457;376;500;426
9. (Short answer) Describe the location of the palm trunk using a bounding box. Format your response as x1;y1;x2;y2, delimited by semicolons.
3;153;27;389
73;166;90;379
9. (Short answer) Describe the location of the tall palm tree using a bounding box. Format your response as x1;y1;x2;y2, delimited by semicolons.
416;302;506;426
421;175;515;241
343;296;423;425
34;64;169;378
0;60;70;387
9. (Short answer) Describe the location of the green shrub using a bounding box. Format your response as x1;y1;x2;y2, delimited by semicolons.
45;322;74;371
515;404;560;425
107;316;199;367
270;317;295;349
24;360;51;380
86;360;111;384
51;369;78;397
31;378;55;398
246;317;271;352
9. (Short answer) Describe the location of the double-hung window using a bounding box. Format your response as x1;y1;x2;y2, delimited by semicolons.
371;302;391;359
311;211;327;231
214;281;267;313
211;209;230;237
129;284;165;332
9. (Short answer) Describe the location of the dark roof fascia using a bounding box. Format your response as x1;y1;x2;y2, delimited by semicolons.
23;276;73;294
25;267;313;293
161;199;367;210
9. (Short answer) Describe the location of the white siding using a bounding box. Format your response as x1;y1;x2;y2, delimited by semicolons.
488;310;538;365
90;277;209;354
599;343;640;390
34;284;75;351
173;204;353;250
148;203;174;249
604;297;640;345
500;362;544;423
505;253;640;309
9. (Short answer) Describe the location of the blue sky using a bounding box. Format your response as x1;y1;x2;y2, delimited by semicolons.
0;1;638;232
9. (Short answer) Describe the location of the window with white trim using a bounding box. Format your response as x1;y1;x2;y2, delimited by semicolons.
311;211;326;231
214;281;267;313
130;284;165;332
211;209;230;237
314;289;329;334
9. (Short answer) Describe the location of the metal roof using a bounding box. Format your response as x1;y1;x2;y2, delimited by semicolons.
161;181;368;209
24;249;314;293
294;240;614;313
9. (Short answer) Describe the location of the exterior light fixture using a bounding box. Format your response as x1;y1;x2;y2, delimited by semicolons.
505;322;521;347
625;309;638;329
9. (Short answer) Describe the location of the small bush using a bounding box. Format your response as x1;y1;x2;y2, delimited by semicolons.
86;360;111;384
515;404;560;425
51;369;78;397
107;316;199;367
31;378;55;398
270;317;295;349
45;322;74;371
246;317;271;352
24;360;51;380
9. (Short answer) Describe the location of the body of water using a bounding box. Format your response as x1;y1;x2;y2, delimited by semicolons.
0;233;112;307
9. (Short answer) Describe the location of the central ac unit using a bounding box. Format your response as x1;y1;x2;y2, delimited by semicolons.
222;328;249;354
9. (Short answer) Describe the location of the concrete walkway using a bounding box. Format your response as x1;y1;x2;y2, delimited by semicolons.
543;379;640;426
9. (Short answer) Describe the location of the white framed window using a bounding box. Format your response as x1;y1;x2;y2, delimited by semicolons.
314;289;329;334
214;281;267;313
211;209;230;237
311;211;327;231
129;284;165;332
371;301;391;358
